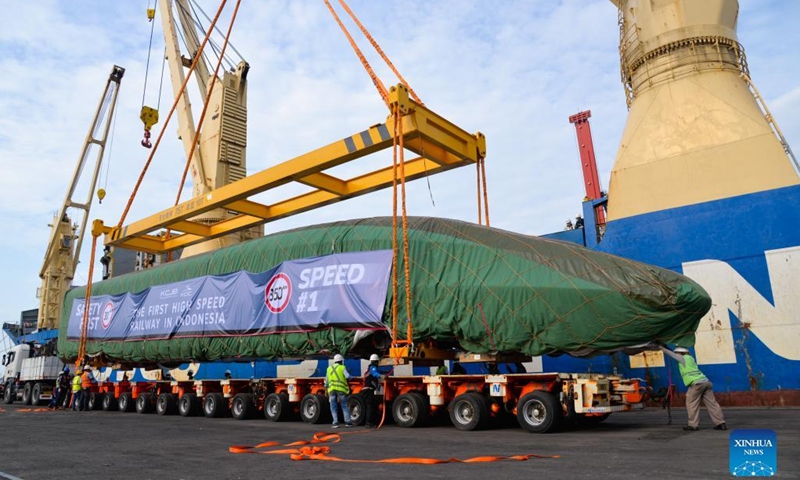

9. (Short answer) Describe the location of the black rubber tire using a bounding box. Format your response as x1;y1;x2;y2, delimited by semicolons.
231;393;255;420
136;393;155;414
22;383;33;405
2;382;14;404
449;393;489;431
392;392;428;428
88;392;102;410
346;394;366;426
31;383;43;406
156;393;177;416
300;393;330;424
516;390;562;433
178;393;199;417
264;393;292;422
203;393;228;418
118;392;134;412
102;393;118;411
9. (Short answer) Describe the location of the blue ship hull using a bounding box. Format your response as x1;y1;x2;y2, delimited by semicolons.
544;185;800;403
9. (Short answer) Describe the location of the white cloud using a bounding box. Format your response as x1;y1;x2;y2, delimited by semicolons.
0;0;797;332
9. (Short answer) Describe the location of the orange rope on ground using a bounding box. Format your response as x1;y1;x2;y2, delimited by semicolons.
230;431;559;464
166;0;242;259
334;0;423;105
322;0;389;106
116;0;230;230
76;234;99;367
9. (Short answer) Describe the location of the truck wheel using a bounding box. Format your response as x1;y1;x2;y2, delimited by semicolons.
516;390;561;433
31;383;44;406
102;393;118;411
178;393;199;417
22;383;33;405
232;393;255;420
118;392;134;412
264;393;292;422
156;393;177;416
3;382;14;404
88;392;102;410
392;392;428;428
347;394;366;426
300;393;330;424
449;393;489;431
136;393;155;414
203;393;228;418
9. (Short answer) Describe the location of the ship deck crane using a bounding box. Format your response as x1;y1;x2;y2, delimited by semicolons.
36;66;124;330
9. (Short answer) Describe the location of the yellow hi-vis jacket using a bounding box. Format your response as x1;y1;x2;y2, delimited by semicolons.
326;364;350;394
72;375;82;393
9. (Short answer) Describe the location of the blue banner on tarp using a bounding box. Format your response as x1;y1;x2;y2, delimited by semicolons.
67;250;393;341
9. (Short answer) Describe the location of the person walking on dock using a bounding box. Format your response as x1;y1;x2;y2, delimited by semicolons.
660;346;726;431
325;354;352;428
363;354;382;428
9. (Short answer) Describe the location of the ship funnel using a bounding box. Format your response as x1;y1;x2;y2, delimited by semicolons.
607;0;799;221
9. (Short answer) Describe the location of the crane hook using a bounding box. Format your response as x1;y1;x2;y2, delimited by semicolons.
141;130;152;149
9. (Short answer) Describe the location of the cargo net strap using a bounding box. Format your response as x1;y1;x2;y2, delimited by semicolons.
229;431;560;464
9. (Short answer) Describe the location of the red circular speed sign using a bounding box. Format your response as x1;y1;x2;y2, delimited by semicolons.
265;273;292;313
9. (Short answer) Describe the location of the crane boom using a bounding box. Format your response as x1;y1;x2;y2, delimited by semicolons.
37;65;125;330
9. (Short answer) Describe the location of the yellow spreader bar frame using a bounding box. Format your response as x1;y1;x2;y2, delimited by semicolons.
99;85;486;254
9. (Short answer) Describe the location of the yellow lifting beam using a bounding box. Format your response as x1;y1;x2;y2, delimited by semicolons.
99;84;486;254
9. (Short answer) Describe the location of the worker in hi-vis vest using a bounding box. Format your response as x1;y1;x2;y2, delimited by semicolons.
660;345;727;431
325;354;352;428
71;367;83;411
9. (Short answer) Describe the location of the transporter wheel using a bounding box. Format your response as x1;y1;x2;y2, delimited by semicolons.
156;393;177;416
264;393;292;422
449;393;490;431
300;393;330;424
203;393;228;418
516;390;561;433
3;381;14;404
232;393;255;420
102;393;118;411
178;393;199;417
392;392;428;428
31;383;44;406
22;383;33;405
136;393;155;414
346;394;366;426
118;392;134;412
88;392;102;410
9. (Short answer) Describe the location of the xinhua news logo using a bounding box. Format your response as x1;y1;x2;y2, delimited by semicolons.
730;429;777;477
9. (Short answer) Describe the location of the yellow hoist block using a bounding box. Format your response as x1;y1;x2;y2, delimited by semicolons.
140;106;159;131
97;188;106;203
147;8;155;21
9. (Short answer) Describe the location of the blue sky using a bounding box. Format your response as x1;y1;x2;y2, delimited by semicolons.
0;0;798;356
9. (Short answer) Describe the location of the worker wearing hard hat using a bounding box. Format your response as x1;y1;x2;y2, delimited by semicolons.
80;366;95;411
71;367;83;411
325;354;352;428
659;345;727;431
363;354;383;428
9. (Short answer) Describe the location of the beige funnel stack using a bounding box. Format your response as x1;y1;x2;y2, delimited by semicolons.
607;0;799;221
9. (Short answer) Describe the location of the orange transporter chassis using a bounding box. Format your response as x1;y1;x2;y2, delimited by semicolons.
85;372;646;433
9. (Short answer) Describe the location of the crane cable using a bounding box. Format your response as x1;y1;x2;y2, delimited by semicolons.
116;0;230;231
333;0;423;106
322;0;389;106
165;0;242;260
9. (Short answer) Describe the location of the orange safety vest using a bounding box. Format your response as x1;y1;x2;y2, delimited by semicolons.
81;371;94;388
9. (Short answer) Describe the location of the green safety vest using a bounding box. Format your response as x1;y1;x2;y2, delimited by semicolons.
326;364;349;394
678;355;708;387
72;375;82;393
